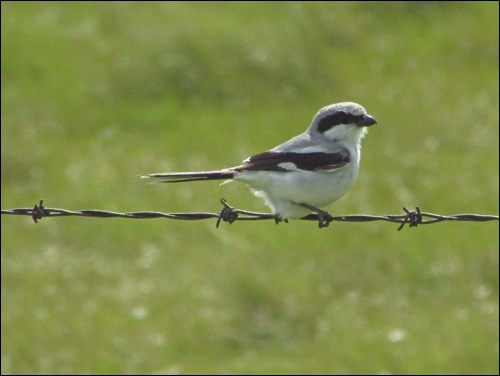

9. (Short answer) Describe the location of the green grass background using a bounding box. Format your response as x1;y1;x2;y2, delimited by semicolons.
1;2;498;374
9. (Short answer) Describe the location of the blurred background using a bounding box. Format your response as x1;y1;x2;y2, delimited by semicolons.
1;2;498;374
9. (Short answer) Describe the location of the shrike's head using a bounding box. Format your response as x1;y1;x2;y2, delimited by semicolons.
309;102;377;144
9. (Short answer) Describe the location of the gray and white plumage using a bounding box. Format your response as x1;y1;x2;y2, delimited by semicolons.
141;102;377;221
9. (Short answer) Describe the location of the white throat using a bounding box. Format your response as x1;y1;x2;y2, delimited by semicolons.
322;124;369;145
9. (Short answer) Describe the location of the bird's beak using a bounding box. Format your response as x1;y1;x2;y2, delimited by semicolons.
357;114;377;127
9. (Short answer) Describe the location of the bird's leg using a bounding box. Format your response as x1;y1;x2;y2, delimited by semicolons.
299;203;334;228
237;208;286;225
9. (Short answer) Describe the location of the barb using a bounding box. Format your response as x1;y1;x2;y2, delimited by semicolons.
2;200;498;230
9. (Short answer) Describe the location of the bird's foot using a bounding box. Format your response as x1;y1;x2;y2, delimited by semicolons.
273;214;288;225
300;203;334;228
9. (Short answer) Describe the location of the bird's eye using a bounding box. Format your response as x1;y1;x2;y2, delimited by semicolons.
317;112;356;133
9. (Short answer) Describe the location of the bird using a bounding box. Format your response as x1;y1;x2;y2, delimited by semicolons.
141;102;377;227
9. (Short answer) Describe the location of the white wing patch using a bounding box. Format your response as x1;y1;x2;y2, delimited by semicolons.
277;162;299;171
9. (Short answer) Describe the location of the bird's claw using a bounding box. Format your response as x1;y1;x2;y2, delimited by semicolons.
316;210;333;228
299;203;333;228
274;214;288;225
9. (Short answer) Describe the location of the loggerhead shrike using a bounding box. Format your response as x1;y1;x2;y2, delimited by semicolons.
141;102;377;227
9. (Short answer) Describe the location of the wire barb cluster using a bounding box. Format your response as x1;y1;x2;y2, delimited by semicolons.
1;200;498;231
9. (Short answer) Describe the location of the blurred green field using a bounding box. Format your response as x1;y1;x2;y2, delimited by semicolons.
1;2;498;374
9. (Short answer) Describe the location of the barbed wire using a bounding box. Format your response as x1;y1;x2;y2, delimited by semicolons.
1;200;498;230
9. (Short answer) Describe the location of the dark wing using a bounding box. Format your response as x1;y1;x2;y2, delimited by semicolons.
238;149;350;172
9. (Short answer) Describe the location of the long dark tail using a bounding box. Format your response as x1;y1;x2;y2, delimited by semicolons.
139;169;235;183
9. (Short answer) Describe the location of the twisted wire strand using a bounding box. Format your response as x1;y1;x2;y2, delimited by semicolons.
2;200;498;231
